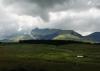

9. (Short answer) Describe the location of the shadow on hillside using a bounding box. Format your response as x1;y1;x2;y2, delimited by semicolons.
0;40;100;45
19;40;95;45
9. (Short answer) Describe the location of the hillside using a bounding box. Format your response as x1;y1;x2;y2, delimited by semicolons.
85;32;100;43
1;34;33;42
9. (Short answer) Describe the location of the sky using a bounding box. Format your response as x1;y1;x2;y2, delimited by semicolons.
0;0;100;38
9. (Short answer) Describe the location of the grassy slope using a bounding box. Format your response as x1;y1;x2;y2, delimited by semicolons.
0;43;100;71
53;34;80;40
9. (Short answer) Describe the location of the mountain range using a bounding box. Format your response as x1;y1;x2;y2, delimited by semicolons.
0;28;100;43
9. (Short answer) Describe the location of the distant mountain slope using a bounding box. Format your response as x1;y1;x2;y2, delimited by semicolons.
31;28;60;40
31;28;83;41
85;32;100;42
1;34;33;42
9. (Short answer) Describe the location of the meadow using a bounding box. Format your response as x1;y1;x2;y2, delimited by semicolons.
0;43;100;71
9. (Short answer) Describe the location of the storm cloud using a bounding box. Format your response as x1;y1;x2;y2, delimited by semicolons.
0;0;100;37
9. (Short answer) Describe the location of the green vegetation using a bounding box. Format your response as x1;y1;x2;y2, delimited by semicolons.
0;43;100;71
54;34;80;40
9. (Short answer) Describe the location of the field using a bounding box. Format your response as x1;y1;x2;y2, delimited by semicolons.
0;43;100;71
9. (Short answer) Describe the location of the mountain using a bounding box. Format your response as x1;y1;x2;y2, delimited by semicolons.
53;30;82;41
85;32;100;42
31;28;60;40
0;28;96;43
1;34;33;42
31;28;83;41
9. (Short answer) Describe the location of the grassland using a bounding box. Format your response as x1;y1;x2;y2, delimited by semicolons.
0;43;100;71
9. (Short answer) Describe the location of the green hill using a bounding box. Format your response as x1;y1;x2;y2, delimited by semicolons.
53;34;81;40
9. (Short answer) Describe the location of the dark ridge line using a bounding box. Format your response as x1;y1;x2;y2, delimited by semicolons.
19;40;94;45
0;40;100;45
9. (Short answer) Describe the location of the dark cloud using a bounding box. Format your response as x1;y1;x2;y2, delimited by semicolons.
3;0;67;21
3;0;100;21
4;0;67;7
